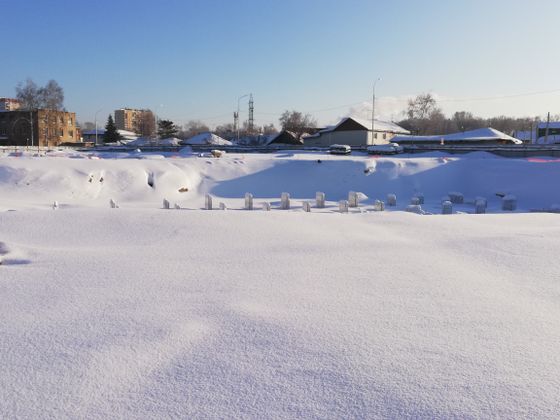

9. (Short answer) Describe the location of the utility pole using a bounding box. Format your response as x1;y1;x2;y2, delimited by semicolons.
545;112;550;144
371;78;380;145
94;108;103;146
29;110;34;147
237;94;248;142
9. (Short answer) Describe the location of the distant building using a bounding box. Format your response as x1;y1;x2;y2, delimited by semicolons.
392;127;523;145
0;109;77;147
534;122;560;144
114;108;154;136
0;97;22;111
81;128;138;144
266;130;303;146
303;117;410;147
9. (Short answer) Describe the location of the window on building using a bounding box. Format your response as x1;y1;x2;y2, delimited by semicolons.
68;130;74;138
59;129;64;137
374;133;377;139
383;133;387;140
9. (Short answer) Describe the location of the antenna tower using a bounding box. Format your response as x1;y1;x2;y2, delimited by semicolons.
248;94;254;133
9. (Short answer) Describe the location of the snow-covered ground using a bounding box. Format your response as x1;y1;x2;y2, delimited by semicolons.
1;148;560;418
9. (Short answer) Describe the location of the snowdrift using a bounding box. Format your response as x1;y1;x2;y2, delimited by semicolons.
181;132;232;146
1;150;559;212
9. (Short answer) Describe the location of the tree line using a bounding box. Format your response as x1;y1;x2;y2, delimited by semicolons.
14;79;548;142
398;93;541;136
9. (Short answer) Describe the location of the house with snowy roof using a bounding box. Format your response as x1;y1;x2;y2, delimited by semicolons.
180;131;232;146
265;130;303;146
303;117;410;147
392;127;523;145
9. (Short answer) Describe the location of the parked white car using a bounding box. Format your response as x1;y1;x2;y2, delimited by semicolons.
366;142;404;155
329;144;352;155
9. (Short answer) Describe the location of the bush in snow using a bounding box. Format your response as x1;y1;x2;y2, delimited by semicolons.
219;202;227;210
339;200;349;213
302;201;311;212
410;196;421;205
205;194;212;210
387;194;397;206
442;200;453;214
174;203;181;210
502;195;517;211
52;201;59;210
262;202;271;211
163;199;170;209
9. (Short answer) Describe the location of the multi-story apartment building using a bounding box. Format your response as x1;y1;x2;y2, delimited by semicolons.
114;108;155;136
0;109;77;147
0;97;22;111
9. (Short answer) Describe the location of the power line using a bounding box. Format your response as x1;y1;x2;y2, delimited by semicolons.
437;88;560;103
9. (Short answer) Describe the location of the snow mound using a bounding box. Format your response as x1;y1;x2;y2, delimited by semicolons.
181;132;232;146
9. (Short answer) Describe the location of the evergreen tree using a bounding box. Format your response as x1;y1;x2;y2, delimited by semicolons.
104;115;122;143
157;119;179;139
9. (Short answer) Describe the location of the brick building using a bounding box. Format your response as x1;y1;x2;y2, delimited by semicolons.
114;108;155;136
0;109;77;147
0;97;22;111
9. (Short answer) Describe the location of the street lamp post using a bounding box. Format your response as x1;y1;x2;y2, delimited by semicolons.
29;110;34;147
94;108;103;146
237;94;249;142
371;78;381;145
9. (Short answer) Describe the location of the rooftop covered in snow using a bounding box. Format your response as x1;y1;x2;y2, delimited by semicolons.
181;132;232;146
393;127;523;145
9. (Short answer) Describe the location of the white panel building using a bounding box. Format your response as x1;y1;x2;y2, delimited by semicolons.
303;117;410;147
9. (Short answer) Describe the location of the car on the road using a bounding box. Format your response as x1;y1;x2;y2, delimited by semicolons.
329;144;352;155
366;142;404;155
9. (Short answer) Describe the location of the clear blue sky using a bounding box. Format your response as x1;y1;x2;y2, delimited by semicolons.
2;0;559;128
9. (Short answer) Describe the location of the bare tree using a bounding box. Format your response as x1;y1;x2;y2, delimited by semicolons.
261;123;278;135
400;93;447;135
180;120;210;139
39;80;64;111
214;123;235;139
15;79;42;110
279;110;317;138
15;78;65;146
406;93;440;120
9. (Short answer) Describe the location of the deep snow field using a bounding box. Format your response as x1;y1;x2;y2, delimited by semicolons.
1;148;560;418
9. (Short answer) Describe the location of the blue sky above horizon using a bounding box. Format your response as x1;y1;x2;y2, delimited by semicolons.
2;0;560;128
